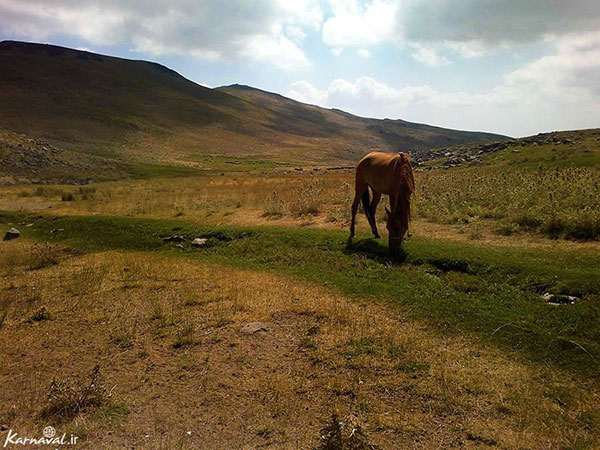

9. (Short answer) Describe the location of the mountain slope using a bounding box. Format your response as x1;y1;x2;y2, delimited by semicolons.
217;84;507;154
0;40;508;168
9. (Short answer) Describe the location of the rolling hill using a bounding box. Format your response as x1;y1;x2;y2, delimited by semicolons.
0;40;508;175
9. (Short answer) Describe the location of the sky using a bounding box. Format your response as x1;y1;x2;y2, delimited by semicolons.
1;0;600;137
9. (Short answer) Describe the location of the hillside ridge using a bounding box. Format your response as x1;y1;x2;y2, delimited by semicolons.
1;40;508;173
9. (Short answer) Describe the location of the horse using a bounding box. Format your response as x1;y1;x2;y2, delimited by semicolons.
350;152;415;256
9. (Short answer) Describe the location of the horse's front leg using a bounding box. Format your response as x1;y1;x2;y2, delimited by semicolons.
369;191;382;238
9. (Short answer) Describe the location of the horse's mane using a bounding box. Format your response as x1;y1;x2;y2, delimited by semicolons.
394;153;415;229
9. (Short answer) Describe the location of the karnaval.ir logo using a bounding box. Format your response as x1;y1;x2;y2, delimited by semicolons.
3;426;78;447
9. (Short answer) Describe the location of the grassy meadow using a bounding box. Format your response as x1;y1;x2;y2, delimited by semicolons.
3;149;599;240
1;135;600;448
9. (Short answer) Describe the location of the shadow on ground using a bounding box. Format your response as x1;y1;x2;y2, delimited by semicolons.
344;237;407;264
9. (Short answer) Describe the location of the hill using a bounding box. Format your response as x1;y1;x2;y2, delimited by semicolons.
217;84;507;158
411;128;600;170
0;40;507;175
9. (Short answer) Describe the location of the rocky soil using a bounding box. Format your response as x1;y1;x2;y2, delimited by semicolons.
410;130;594;170
0;128;120;184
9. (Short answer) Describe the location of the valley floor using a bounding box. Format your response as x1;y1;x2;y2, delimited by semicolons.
1;238;599;449
0;165;599;449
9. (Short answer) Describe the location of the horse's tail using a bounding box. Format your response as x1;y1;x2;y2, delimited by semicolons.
361;187;372;221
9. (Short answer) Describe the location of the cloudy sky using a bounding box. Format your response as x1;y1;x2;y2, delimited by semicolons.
1;0;599;137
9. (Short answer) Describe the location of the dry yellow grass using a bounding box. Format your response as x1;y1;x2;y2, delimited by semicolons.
2;171;599;254
1;239;598;448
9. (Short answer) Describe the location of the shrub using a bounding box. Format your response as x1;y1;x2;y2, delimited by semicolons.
27;243;59;270
514;213;543;230
29;306;51;322
290;183;322;217
39;365;108;421
110;328;135;349
317;415;374;450
496;221;520;236
262;192;285;218
173;321;196;348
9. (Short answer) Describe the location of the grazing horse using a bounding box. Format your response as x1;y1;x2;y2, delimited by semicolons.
350;152;415;256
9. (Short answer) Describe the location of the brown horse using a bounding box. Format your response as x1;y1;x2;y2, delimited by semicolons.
350;152;415;256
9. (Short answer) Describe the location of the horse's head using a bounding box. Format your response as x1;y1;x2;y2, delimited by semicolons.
385;206;408;257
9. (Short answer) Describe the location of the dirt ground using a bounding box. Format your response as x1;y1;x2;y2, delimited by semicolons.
1;239;598;449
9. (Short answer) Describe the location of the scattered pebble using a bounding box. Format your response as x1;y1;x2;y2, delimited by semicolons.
191;238;207;247
240;322;269;335
3;227;20;241
542;292;577;305
163;235;185;242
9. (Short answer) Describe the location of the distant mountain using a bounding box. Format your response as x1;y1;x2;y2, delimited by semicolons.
217;84;508;159
0;40;508;168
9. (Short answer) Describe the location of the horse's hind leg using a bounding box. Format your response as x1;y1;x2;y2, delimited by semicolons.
350;177;367;238
369;191;382;238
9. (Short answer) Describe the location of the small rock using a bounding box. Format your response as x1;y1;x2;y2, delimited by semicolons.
175;244;184;250
191;238;208;247
50;228;64;234
3;228;20;241
163;235;185;243
542;293;577;305
240;322;269;335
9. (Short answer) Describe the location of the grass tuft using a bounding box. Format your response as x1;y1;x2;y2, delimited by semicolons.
39;365;108;422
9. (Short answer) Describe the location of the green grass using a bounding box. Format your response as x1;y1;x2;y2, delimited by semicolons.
485;142;600;169
416;164;600;239
192;155;282;171
2;210;599;377
120;162;202;179
414;131;600;239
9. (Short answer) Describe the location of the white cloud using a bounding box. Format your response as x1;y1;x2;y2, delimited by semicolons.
505;32;600;99
409;44;450;67
288;80;328;105
357;48;370;58
320;0;600;64
0;0;322;69
443;40;486;59
241;32;311;70
288;76;513;112
322;0;398;53
288;31;600;136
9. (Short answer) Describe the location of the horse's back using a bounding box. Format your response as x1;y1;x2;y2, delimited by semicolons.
356;151;413;195
356;152;400;194
357;151;398;169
